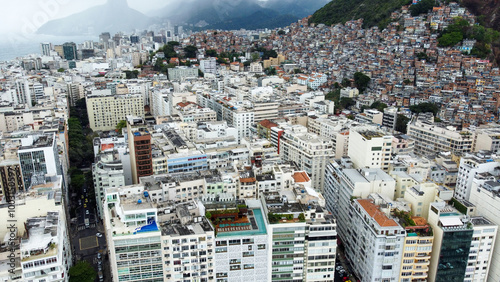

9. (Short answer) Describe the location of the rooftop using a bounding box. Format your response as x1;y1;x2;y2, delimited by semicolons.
357;199;399;227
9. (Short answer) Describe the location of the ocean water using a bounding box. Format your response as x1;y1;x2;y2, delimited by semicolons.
0;34;98;62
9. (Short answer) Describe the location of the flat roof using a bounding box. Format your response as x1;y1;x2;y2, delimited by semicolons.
440;217;463;227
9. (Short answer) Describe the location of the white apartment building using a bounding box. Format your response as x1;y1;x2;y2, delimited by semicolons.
355;109;383;125
167;67;199;81
343;197;405;282
20;211;72;282
212;200;269;282
249;62;263;73
279;125;334;192
103;186;164;282
348;127;393;172
178;108;217;123
383;107;398;130
260;192;337;282
18;133;61;190
455;152;500;200
151;89;170;117
200;58;217;75
160;203;215;282
223;108;254;143
407;118;473;156
473;127;500;153
93;151;126;218
469;175;500;282
86;91;145;131
252;101;279;122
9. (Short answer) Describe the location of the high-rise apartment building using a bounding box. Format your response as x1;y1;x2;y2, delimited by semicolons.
260;192;337;281
86;90;145;131
343;197;405;282
348;127;393;172
15;79;32;106
18;133;61;190
398;216;434;282
40;42;51;56
93;151;126;218
407;117;473;156
455;152;499;200
469;173;500;281
127;117;153;184
67;83;83;107
62;42;77;60
279;125;334;192
427;201;497;281
20;211;72;282
200;58;217;75
103;186;164;282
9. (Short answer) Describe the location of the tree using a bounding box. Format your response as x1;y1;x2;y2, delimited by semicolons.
183;45;198;58
370;101;387;112
116;120;127;132
278;30;286;35
395;114;410;133
325;89;340;102
438;31;463;47
69;261;96;282
251;52;260;62
198;69;204;77
340;97;355;109
70;174;85;192
353;72;371;93
265;67;277;75
409;102;439;116
57;68;65;72
206;49;217;57
124;70;139;79
410;0;436;16
341;78;351;87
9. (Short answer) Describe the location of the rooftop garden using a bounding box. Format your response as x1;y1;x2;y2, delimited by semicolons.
268;212;305;224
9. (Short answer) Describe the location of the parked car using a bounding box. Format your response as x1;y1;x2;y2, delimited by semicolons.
96;233;103;238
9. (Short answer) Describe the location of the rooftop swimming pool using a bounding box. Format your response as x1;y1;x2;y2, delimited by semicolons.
217;208;267;237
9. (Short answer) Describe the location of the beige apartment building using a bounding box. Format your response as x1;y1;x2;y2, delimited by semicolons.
86;90;144;131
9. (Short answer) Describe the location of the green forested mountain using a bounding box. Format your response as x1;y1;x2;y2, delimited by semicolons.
309;0;411;28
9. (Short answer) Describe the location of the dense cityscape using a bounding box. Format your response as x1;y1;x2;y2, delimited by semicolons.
1;1;500;282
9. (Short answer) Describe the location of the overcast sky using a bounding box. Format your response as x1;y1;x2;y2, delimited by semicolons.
0;0;168;35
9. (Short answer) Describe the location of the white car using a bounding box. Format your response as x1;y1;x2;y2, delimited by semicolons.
85;210;89;215
96;233;102;237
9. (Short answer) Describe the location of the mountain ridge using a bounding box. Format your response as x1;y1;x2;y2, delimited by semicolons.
37;0;151;36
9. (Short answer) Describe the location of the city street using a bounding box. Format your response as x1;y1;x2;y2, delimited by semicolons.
69;182;110;281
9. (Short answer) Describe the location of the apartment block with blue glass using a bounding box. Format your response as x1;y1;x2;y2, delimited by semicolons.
167;150;208;173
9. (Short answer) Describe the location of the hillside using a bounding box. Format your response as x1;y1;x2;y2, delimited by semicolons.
150;0;328;30
37;0;151;36
207;10;299;30
460;0;500;65
309;0;411;28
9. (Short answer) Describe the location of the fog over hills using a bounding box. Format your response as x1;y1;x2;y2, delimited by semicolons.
37;0;329;35
37;0;152;36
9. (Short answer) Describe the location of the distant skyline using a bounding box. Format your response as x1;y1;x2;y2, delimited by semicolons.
0;0;169;35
